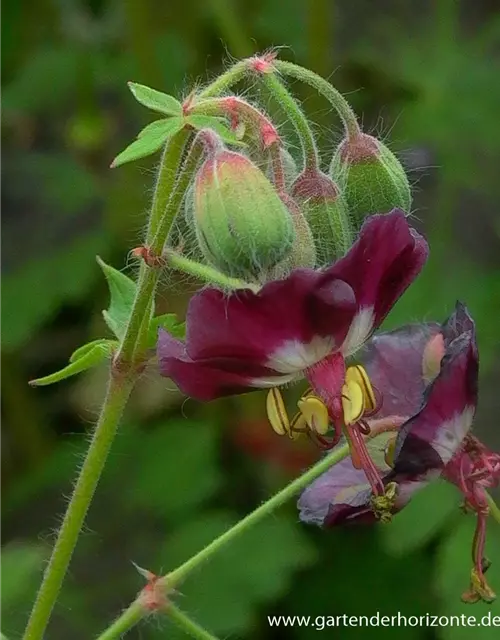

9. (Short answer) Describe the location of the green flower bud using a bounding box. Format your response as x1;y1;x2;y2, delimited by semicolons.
193;147;295;279
277;193;316;272
291;169;352;264
330;133;411;226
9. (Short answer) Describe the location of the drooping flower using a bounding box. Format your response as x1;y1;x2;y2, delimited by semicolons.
158;210;427;482
298;303;500;602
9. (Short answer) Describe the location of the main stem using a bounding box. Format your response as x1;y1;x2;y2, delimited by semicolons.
23;373;135;640
23;130;192;640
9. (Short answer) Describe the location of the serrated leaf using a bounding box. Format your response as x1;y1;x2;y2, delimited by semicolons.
157;511;316;638
148;313;185;347
29;341;113;386
381;481;459;556
185;115;246;146
111;120;183;167
126;422;222;518
436;517;500;640
128;82;183;116
96;257;137;339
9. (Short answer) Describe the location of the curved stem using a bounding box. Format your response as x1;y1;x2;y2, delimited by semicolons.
273;59;361;139
259;71;319;170
198;60;249;100
23;373;135;640
168;604;219;640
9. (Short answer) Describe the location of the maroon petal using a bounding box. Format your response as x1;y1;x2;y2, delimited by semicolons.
158;269;357;400
298;432;399;526
327;210;428;344
391;304;478;479
358;322;440;419
158;330;281;401
184;270;356;362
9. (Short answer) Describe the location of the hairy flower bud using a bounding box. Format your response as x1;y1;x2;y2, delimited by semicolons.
193;147;295;279
291;169;352;264
330;133;411;225
279;193;316;269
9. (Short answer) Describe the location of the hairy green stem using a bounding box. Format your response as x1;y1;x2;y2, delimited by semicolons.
168;605;219;640
96;443;349;638
273;59;361;139
146;129;192;244
165;250;258;291
260;71;319;170
167;443;348;584
150;133;200;255
23;130;192;640
23;373;135;640
197;60;249;99
96;602;144;640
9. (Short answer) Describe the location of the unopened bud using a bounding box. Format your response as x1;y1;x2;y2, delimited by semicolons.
269;193;316;278
193;147;295;279
291;169;352;264
330;133;411;226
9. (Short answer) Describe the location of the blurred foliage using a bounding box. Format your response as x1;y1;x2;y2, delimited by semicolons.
2;0;500;638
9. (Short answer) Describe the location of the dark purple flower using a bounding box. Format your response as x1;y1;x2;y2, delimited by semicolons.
158;210;428;402
298;302;479;526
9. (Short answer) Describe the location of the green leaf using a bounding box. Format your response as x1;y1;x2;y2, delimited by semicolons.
29;340;114;386
96;257;137;339
157;511;317;638
128;82;183;116
137;118;185;139
126;422;223;519
185;115;246;146
1;543;46;613
436;516;500;640
148;313;185;347
69;338;119;363
381;481;459;556
110;118;183;167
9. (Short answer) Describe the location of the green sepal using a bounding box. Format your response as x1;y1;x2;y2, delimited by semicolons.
111;117;184;168
29;340;116;386
185;114;245;146
127;82;183;116
96;256;137;339
148;313;186;348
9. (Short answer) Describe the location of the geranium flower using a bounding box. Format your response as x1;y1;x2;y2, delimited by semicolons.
158;210;427;490
298;303;500;602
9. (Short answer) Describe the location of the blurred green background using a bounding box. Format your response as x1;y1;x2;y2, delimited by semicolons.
2;0;500;638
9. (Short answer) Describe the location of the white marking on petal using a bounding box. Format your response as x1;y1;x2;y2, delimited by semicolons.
430;407;475;465
341;307;375;356
249;372;299;388
267;335;336;374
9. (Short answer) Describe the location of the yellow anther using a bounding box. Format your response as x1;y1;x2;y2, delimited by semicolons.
266;388;290;437
384;435;398;468
345;365;376;413
289;411;306;440
341;379;364;426
297;395;330;435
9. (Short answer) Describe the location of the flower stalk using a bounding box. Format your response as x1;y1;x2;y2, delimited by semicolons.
95;442;351;639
